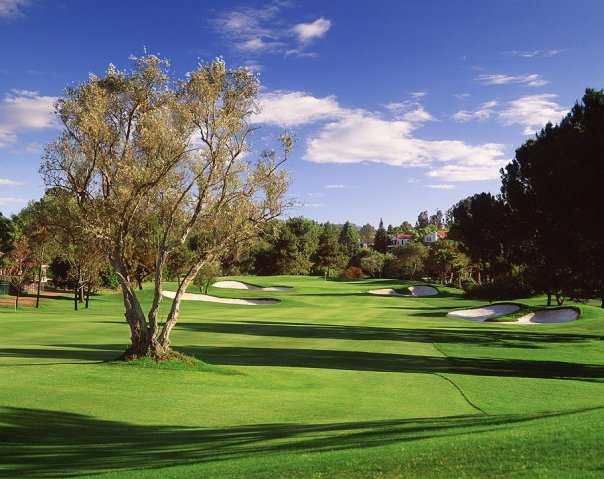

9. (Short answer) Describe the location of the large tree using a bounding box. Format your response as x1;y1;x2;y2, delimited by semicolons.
41;56;289;358
501;89;604;305
447;193;510;283
338;221;360;256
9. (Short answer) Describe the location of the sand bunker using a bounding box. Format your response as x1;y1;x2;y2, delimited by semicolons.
447;303;520;322
408;285;439;297
212;280;291;292
516;308;579;324
368;285;439;297
161;290;279;305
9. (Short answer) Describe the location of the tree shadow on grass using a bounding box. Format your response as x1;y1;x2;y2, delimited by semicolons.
3;342;603;380
176;320;600;348
178;345;604;380
0;406;599;478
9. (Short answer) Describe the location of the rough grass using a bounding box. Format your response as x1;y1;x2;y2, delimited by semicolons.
1;275;604;478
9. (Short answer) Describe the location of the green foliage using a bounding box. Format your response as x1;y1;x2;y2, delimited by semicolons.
359;249;386;277
501;89;604;303
338;221;360;256
100;268;120;289
464;275;533;301
372;219;389;253
193;261;222;294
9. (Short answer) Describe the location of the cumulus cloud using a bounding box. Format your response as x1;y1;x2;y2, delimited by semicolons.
213;3;330;57
254;90;507;182
324;184;346;189
0;0;29;18
452;100;498;122
477;73;548;87
498;94;567;135
292;17;331;43
253;91;342;127
0;89;57;147
427;184;455;190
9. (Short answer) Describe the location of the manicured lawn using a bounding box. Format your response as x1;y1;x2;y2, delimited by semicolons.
1;276;604;478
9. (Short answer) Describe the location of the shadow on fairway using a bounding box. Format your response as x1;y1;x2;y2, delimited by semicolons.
0;406;599;478
179;345;604;380
177;321;600;347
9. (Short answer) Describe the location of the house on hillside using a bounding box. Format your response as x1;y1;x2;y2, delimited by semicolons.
424;230;448;243
388;232;414;248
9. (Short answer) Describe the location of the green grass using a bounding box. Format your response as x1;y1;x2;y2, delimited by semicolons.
1;275;604;478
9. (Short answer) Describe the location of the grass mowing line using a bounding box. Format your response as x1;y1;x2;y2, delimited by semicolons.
430;341;488;415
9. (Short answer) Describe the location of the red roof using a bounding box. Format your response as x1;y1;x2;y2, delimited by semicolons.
437;230;448;239
395;232;414;240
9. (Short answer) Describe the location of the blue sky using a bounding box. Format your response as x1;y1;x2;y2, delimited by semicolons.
1;0;603;226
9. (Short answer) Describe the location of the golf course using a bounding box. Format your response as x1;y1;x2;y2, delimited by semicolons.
2;276;604;478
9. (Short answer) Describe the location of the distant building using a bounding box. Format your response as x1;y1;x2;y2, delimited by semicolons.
388;232;414;248
423;230;448;243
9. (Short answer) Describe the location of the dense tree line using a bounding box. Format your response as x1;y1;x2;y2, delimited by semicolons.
448;89;604;306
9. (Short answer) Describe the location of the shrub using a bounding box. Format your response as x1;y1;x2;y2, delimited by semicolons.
464;275;533;301
340;266;364;280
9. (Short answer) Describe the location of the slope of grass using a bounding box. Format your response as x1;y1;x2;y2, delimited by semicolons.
1;276;604;478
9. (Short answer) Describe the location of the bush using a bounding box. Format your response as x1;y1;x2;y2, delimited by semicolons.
340;266;364;280
464;275;533;301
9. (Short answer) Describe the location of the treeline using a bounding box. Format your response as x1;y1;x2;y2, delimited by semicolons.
448;89;604;307
219;215;469;286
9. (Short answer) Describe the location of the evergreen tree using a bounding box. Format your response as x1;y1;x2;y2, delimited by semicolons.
373;219;389;253
315;223;341;278
338;221;360;255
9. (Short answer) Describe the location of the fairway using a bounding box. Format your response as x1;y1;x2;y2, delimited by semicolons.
2;276;604;478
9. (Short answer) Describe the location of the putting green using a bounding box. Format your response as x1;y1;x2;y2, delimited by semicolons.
1;276;604;478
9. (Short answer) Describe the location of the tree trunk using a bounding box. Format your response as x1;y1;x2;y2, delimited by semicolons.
15;285;20;311
35;264;42;308
477;269;482;285
601;295;604;309
547;291;552;307
137;276;143;290
555;293;565;306
74;286;78;311
85;283;90;309
157;260;205;351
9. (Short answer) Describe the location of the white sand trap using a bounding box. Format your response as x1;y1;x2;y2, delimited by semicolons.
408;285;439;297
447;303;520;322
161;290;279;305
516;308;579;324
212;280;291;292
368;285;439;297
368;288;408;297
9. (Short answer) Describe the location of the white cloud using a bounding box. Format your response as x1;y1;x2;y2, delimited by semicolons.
498;94;567;135
385;97;435;125
0;89;57;147
292;17;331;43
452;100;498;122
253;91;343;127
324;184;346;189
301;202;325;208
0;196;26;206
477;73;548;87
0;0;28;18
0;178;24;186
504;49;565;58
214;4;330;57
253;90;507;182
427;184;455;190
307;192;325;198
